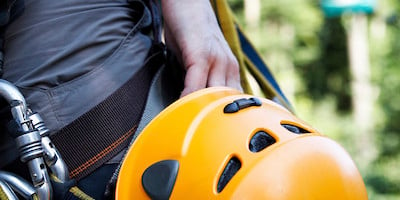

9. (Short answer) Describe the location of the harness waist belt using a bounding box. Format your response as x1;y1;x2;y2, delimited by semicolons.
50;48;163;180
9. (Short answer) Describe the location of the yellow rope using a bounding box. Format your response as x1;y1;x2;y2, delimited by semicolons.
69;186;95;200
0;187;8;200
32;193;39;200
51;173;95;200
210;0;253;94
210;0;294;112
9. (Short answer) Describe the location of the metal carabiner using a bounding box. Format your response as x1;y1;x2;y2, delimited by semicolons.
0;79;29;131
0;79;52;200
28;111;69;183
0;171;36;199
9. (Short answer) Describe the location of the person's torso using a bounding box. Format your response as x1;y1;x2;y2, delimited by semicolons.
0;0;153;167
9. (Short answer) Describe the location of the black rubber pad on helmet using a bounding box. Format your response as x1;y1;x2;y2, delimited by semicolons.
142;160;179;200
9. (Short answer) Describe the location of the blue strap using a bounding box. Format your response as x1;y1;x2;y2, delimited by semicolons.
237;26;292;108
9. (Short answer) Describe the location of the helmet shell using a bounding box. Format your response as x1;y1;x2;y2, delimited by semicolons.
116;87;367;200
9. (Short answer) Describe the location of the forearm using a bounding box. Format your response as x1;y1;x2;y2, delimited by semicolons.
160;0;221;51
160;0;242;96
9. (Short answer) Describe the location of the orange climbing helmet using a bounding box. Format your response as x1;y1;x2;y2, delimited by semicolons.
116;87;368;200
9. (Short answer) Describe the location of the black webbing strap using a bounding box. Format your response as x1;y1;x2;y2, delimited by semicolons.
50;46;164;180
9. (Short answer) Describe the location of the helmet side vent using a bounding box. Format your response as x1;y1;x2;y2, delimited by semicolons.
249;131;276;153
217;157;241;193
281;124;310;134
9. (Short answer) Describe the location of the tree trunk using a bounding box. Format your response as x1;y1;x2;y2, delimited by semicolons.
244;0;261;28
347;14;377;170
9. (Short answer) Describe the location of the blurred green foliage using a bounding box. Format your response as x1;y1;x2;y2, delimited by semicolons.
228;0;400;198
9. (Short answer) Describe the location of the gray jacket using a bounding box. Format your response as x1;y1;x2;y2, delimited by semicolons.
0;0;154;168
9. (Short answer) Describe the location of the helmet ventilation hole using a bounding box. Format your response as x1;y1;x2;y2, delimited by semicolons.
217;157;241;193
249;131;276;153
281;124;310;134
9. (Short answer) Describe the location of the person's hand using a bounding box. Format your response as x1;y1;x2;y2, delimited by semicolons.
161;0;242;97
